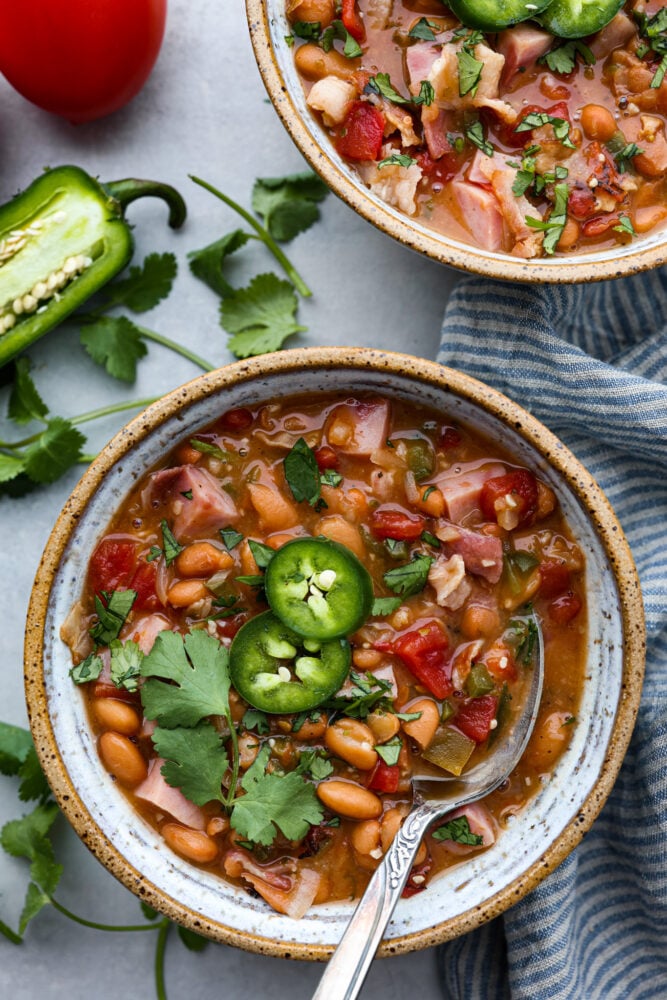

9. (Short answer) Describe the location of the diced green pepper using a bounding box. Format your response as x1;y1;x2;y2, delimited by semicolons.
466;663;495;698
0;166;186;368
422;727;476;776
403;438;435;482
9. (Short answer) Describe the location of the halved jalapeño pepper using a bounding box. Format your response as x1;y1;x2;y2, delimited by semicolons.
0;165;186;368
229;610;351;713
538;0;624;39
446;0;554;32
265;537;373;641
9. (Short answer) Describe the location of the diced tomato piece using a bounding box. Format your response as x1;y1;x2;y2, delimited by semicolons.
539;559;571;598
394;623;452;699
493;103;543;147
130;560;161;611
455;695;499;744
402;857;431;897
219;408;253;431
370;507;426;541
336;101;384;162
483;642;517;682
367;761;400;793
569;184;598;221
549;592;582;624
480;469;538;527
440;426;462;450
88;537;137;595
314;446;339;470
416;148;462;184
341;0;365;43
92;683;139;703
216;612;250;639
584;141;625;202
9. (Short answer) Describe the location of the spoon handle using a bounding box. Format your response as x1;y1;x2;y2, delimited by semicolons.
311;801;440;1000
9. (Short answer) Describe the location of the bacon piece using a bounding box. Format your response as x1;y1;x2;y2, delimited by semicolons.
223;850;320;919
135;759;206;830
434;461;506;523
450;181;504;251
497;25;553;85
436;522;503;583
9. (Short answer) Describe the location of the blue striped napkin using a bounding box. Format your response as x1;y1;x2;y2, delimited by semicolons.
435;269;667;1000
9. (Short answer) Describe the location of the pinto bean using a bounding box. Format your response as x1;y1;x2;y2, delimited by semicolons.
317;780;382;820
294;43;359;82
294;712;328;741
175;542;233;578
287;0;335;27
351;819;382;856
99;732;147;787
352;647;383;670
556;218;580;253
238;731;260;770
580;104;617;142
401;699;440;750
380;807;427;863
93;699;140;736
206;815;230;838
367;711;400;745
167;579;209;607
325;719;378;770
162;823;219;864
461;604;500;640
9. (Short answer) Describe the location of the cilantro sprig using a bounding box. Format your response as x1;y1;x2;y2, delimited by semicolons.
525;182;570;256
635;8;667;89
540;40;595;76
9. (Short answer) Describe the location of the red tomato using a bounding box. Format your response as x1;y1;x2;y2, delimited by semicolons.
367;761;400;793
314;446;339;470
455;696;498;744
440;426;462;450
393;623;452;699
219;408;254;432
402;857;431;897
370;508;426;541
480;470;538;527
88;537;137;595
130;561;161;611
483;643;517;682
0;1;166;123
341;0;366;43
92;683;139;703
336;102;385;162
549;592;582;624
569;184;598;221
539;559;571;599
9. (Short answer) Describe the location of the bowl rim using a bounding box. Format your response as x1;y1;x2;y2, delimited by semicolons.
245;0;667;284
24;347;645;959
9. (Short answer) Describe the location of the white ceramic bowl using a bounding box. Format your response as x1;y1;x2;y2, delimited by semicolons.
246;0;667;283
25;348;644;958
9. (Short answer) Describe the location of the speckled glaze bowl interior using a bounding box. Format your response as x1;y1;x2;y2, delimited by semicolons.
25;349;644;959
246;0;667;284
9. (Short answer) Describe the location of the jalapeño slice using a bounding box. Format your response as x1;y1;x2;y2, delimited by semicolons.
229;611;351;713
446;0;554;32
538;0;624;39
265;537;373;641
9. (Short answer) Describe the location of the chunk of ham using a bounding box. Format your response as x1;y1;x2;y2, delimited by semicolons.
497;25;553;86
224;850;321;919
143;465;239;542
435;522;504;584
122;613;171;655
307;76;357;126
382;100;420;147
590;11;636;58
406;43;440;92
451;181;504;252
435;461;506;523
327;399;390;457
428;554;471;610
422;106;455;160
437;802;496;856
623;116;667;178
361;157;423;215
427;42;517;125
472;154;544;258
135;759;206;830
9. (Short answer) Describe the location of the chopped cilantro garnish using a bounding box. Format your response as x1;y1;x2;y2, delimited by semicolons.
291;20;321;40
408;18;439;41
160;519;184;567
420;530;440;548
375;738;402;766
320;468;343;488
525;182;570;256
69;652;103;686
247;538;275;569
515;112;576;150
614;143;643;173
614;215;636;237
242;708;270;734
541;40;595;75
371;596;402;616
283;437;321;507
464;120;493;157
432;815;483;846
89;589;137;647
109;639;144;692
220;527;244;550
457;46;483;98
378;153;418;169
383;553;433;597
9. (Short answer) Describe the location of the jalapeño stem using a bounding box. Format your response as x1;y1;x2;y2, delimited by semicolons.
104;179;188;230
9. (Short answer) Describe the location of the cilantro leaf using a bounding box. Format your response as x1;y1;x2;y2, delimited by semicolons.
542;40;595;75
241;708;270;734
464;120;493;157
109;639;144;692
0;453;26;484
367;72;410;104
432;815;483;846
457;47;483;97
371;596;402;616
178;926;209;952
614;214;636;237
252;172;329;243
323;671;393;718
16;749;51;804
8;358;48;425
320;19;362;58
383;554;433;597
283;437;321;506
614;143;643;173
526;181;569;255
248;538;275;569
375;738;402;766
89;590;136;646
152;722;228;806
22;417;85;483
0;722;34;776
220;526;244;550
102;252;177;313
231;746;323;845
69;652;103;685
141;630;231;728
414;80;434;106
160;519;184;566
408;17;438;40
1;803;60;859
80;315;148;383
515;112;576;150
188;230;250;297
291;20;322;40
297;749;334;780
378;153;417;169
220;273;306;359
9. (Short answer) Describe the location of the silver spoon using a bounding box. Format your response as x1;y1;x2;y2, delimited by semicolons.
311;613;544;1000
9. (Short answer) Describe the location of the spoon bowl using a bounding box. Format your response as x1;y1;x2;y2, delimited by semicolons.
311;613;545;1000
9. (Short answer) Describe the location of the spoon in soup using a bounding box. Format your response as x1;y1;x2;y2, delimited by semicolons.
311;612;544;1000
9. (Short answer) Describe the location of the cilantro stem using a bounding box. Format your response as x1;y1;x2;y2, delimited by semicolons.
134;325;216;372
0;398;160;451
189;175;312;298
0;918;22;944
50;897;163;932
154;918;171;1000
223;713;241;810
